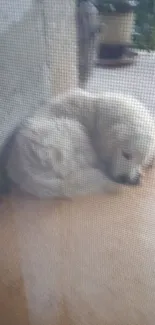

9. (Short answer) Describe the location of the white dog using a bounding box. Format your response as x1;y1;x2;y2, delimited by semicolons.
7;89;155;198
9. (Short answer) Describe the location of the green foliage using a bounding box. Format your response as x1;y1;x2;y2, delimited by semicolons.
134;0;155;50
97;0;137;13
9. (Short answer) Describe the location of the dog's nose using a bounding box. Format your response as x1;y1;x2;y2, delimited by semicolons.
117;173;141;185
129;174;141;185
117;174;130;184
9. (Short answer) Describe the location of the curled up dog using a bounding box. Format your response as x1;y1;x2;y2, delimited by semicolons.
6;89;155;198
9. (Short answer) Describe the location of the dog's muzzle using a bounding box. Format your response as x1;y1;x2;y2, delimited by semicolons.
102;160;141;186
115;173;141;186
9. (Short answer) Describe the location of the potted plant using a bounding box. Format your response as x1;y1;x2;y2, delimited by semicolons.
97;0;138;66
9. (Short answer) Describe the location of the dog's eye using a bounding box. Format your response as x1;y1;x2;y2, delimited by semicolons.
122;151;132;160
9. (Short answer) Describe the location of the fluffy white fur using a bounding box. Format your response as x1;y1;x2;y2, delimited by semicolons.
7;89;155;198
7;116;115;198
47;89;155;182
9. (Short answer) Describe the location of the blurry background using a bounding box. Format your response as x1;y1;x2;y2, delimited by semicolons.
97;0;155;50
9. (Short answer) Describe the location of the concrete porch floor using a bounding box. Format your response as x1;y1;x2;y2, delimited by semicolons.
88;51;155;115
1;52;155;325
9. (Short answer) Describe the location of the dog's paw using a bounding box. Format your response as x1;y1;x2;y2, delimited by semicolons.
148;159;155;169
62;169;120;198
144;156;155;170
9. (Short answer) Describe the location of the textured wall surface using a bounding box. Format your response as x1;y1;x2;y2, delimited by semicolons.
43;0;77;95
0;0;77;153
0;0;45;152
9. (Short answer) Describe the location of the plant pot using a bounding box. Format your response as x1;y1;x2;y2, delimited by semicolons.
97;7;137;66
100;11;135;44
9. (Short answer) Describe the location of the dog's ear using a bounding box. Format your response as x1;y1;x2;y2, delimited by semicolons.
105;123;127;151
95;122;128;160
111;123;127;139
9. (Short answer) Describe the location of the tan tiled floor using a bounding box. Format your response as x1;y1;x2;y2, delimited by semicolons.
1;167;155;325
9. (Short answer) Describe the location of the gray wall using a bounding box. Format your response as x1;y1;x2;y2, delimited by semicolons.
43;0;77;95
0;0;77;152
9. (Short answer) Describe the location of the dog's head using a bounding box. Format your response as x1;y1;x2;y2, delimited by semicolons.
98;122;155;186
